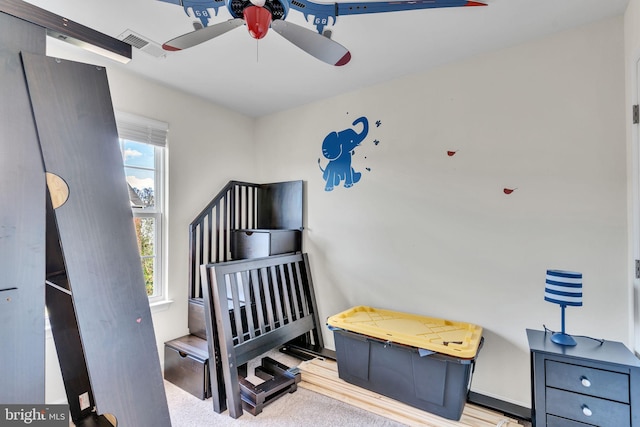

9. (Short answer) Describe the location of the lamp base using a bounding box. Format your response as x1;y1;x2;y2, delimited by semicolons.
550;332;577;346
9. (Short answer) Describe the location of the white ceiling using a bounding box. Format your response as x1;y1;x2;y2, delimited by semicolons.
24;0;629;117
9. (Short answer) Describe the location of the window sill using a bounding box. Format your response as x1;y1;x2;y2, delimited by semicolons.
150;298;174;314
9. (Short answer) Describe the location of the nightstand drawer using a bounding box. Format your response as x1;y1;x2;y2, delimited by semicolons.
547;414;592;427
546;387;630;427
546;360;629;403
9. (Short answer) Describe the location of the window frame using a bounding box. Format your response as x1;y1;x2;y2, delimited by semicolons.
115;111;168;305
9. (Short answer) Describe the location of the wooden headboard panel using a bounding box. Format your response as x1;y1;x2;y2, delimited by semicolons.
200;253;324;418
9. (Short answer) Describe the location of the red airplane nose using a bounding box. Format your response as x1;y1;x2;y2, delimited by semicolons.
244;6;272;39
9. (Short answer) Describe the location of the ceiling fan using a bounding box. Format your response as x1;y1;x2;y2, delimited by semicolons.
159;0;486;66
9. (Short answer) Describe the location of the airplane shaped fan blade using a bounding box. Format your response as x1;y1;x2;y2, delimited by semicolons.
162;18;244;51
271;20;351;66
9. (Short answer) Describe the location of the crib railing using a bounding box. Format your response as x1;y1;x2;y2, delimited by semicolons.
189;181;261;301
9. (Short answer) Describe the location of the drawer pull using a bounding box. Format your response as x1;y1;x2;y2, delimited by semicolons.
581;405;592;417
580;376;591;387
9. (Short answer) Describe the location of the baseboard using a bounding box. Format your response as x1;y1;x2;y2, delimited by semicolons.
467;391;531;422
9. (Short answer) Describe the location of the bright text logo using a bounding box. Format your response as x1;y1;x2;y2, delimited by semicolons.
0;405;67;426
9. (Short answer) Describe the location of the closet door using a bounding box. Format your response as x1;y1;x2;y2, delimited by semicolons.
0;12;46;404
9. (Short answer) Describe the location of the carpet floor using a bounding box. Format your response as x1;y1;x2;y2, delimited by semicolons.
165;376;407;427
164;349;530;427
165;350;406;427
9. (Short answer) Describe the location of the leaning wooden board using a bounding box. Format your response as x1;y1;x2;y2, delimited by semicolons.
22;53;170;426
298;358;524;427
0;11;46;404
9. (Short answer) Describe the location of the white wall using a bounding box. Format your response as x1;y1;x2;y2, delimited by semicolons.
43;41;257;403
254;17;627;406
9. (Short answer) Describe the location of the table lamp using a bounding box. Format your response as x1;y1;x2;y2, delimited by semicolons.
544;269;582;346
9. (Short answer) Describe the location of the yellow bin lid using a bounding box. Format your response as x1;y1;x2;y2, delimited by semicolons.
327;306;483;359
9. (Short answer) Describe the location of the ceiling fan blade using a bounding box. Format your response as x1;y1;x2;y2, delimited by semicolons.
163;19;245;51
271;20;351;66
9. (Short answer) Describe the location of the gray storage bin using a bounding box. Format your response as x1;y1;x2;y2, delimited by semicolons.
332;329;482;421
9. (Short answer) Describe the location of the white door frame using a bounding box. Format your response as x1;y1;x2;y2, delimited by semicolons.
630;51;640;354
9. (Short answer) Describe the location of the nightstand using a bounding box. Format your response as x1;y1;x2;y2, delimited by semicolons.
527;329;640;426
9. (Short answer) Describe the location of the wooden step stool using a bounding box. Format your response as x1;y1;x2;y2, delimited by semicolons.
239;357;301;415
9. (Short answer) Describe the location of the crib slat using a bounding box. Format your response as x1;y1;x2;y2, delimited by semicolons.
279;264;293;323
241;270;256;340
270;265;285;327
294;261;310;317
250;268;266;335
286;263;301;319
260;267;276;331
229;273;244;344
215;203;221;262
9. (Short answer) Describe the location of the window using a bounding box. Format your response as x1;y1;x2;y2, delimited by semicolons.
115;112;168;302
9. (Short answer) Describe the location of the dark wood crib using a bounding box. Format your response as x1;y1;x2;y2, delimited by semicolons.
200;252;325;418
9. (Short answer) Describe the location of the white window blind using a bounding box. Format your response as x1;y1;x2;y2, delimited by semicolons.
115;111;168;147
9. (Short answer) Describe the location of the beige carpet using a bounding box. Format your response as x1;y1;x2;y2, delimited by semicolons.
166;379;412;427
165;350;526;427
165;349;407;427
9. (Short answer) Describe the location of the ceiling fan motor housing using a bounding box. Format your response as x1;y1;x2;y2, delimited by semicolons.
243;6;271;39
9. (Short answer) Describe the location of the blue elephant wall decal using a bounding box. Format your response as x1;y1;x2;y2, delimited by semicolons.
318;116;369;191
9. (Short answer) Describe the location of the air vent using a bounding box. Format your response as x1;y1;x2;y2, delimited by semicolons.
122;33;149;49
117;30;166;59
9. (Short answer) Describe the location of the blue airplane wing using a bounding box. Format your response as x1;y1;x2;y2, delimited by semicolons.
290;0;485;34
157;0;227;27
157;0;485;33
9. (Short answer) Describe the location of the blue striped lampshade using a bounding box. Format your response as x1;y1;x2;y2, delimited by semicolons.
545;270;582;307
